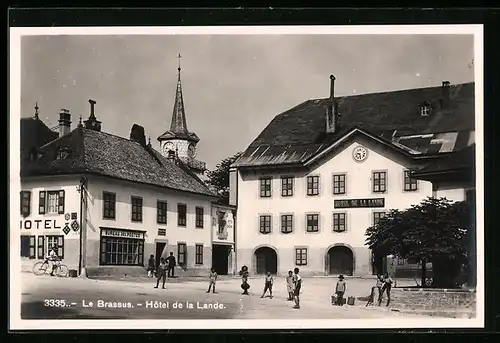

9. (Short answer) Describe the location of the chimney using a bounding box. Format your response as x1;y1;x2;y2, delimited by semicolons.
130;124;147;147
84;99;102;132
441;81;451;108
326;74;339;133
58;109;71;137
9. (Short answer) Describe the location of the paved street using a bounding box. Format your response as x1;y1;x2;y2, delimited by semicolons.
20;272;423;320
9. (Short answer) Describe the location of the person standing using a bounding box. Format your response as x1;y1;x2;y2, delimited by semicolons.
366;274;384;306
260;272;274;299
240;266;250;295
335;275;347;306
166;252;176;278
154;258;167;289
286;270;294;301
378;272;393;307
292;268;302;309
147;254;155;277
206;268;218;293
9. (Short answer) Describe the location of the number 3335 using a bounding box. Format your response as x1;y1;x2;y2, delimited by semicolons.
44;299;66;307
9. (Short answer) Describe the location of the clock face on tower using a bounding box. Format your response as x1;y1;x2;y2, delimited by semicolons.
163;142;174;154
352;146;368;162
188;144;196;158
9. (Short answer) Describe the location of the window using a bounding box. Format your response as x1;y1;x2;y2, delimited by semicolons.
295;248;307;266
177;243;187;265
333;213;346;232
372;171;387;193
397;258;406;265
306;176;319;196
195;207;204;228
280;214;294;234
100;237;144;266
46;235;64;259
195;244;203;265
103;192;116;220
306;214;319;232
157;200;168;224
39;190;65;214
333;174;346;195
281;176;294;197
403;170;418;191
259;177;272;198
20;236;35;259
177;204;187;227
20;191;31;217
37;236;45;259
420;104;431;116
131;196;143;222
373;212;387;226
259;215;272;234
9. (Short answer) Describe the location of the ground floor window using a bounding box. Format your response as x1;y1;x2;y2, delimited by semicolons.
178;242;187;265
195;244;203;265
100;237;144;266
20;235;35;259
33;235;64;259
295;248;308;266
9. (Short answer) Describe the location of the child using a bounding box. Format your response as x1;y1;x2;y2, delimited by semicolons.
240;266;250;295
366;274;384;306
335;275;346;306
292;268;302;309
378;272;393;307
154;258;167;289
286;270;294;301
147;254;155;277
206;268;218;293
260;271;274;299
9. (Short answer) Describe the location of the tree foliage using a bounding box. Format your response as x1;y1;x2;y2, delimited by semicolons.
365;197;471;287
206;152;243;199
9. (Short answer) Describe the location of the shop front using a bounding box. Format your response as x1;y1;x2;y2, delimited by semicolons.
98;227;146;270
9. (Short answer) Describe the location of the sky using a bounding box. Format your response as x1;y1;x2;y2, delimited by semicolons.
20;34;474;170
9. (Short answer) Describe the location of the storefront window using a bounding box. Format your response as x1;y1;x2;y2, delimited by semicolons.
100;236;144;266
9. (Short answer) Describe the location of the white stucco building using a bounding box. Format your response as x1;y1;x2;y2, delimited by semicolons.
230;76;475;277
19;63;219;277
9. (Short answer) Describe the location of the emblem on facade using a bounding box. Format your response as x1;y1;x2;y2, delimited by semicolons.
64;213;70;221
71;220;79;232
352;145;368;162
63;224;71;235
71;212;78;220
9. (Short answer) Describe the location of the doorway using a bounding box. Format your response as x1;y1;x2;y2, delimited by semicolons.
254;247;278;275
212;244;230;275
371;250;384;275
155;242;167;267
327;245;354;276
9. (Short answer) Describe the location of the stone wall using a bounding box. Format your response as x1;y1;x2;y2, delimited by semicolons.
388;288;476;311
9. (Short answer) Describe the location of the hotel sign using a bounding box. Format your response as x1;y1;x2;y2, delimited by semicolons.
334;198;385;209
101;228;145;240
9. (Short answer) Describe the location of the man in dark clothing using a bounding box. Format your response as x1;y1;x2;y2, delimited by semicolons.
166;252;176;278
378;272;393;307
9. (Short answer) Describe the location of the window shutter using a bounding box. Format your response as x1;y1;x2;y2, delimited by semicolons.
20;191;23;215
37;236;45;259
29;236;36;259
58;190;65;214
57;236;64;259
39;191;46;214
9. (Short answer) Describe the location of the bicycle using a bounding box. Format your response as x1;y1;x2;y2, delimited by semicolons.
33;260;69;277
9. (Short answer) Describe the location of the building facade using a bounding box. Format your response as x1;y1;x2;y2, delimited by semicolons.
230;76;475;277
211;202;236;275
20;62;218;277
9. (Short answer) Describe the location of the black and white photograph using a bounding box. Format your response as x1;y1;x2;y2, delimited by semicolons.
9;25;483;330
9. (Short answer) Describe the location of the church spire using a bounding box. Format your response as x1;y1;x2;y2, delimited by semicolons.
169;53;189;135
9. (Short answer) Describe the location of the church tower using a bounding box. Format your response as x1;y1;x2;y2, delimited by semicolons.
157;54;206;179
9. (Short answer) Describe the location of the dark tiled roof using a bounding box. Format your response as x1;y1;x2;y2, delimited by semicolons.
413;144;475;175
20;117;59;160
21;127;215;197
235;82;474;168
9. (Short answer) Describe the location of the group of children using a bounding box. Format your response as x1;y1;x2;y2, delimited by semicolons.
147;253;177;289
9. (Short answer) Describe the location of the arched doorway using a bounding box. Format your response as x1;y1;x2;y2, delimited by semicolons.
254;247;278;275
327;245;354;276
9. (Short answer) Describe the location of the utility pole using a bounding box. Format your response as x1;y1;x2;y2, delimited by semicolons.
78;176;88;278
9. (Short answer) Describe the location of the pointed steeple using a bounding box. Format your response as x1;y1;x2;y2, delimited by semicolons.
169;54;189;135
34;102;40;120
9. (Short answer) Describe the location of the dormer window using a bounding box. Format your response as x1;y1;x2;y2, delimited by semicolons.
420;102;431;116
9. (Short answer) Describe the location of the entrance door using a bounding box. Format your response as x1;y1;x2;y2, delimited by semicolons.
212;244;230;275
371;250;384;275
155;242;167;267
328;246;354;276
254;247;278;274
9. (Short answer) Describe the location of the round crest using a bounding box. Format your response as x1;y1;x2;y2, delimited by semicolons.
352;145;368;162
163;142;174;154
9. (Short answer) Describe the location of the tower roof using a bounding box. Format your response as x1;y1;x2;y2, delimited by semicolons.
158;54;199;143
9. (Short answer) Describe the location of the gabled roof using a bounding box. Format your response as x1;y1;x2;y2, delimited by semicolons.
234;81;474;168
21;126;215;198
